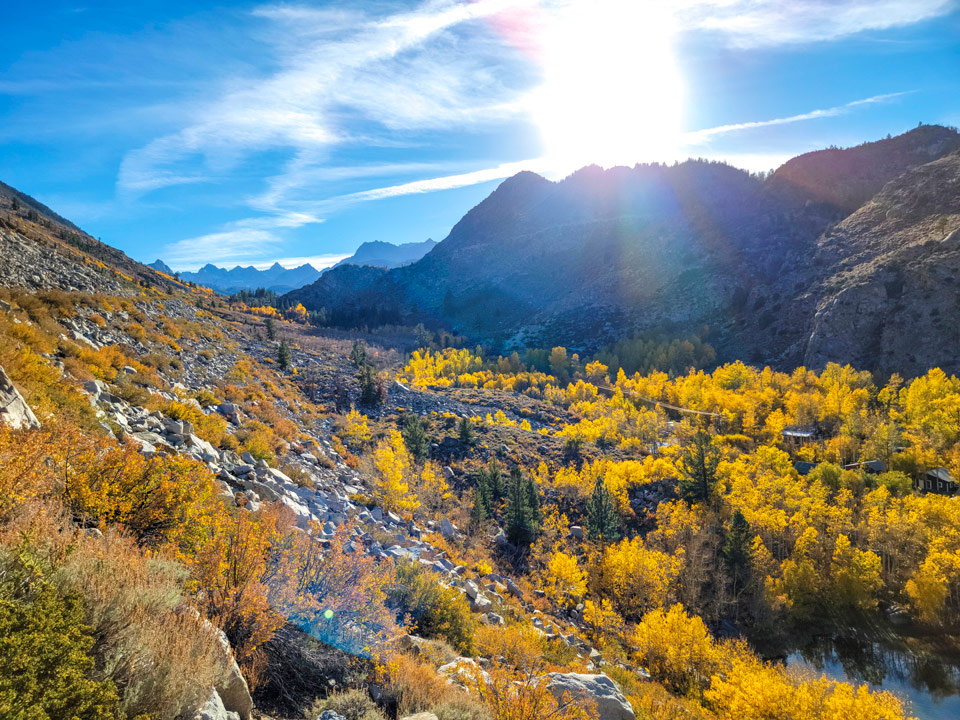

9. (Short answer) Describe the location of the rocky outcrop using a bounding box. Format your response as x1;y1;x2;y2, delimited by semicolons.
193;689;240;720
546;674;634;720
0;366;39;430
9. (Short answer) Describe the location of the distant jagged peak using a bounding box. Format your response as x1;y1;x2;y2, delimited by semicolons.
149;259;174;275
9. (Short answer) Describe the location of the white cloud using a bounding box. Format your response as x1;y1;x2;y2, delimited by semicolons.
684;92;910;144
163;228;281;269
678;0;956;47
134;0;949;267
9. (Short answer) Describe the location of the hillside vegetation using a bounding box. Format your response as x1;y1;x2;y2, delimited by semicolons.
2;170;957;720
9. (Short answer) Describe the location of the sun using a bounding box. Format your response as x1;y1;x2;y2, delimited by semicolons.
531;0;685;170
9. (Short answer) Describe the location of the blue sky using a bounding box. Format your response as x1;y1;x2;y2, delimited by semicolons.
1;0;958;271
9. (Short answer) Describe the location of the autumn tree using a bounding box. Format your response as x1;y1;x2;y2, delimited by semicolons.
372;431;419;514
542;552;586;605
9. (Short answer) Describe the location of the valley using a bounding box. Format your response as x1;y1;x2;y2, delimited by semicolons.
3;160;960;720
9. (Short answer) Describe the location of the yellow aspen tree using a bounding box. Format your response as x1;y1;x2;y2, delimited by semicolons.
373;430;419;514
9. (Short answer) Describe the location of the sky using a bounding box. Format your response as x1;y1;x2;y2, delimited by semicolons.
1;1;958;272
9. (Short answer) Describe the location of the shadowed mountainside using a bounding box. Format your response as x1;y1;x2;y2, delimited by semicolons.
286;125;960;375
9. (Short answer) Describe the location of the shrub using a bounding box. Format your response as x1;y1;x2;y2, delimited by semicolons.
306;688;386;720
0;549;121;720
387;562;476;655
56;532;226;719
432;696;493;720
381;654;454;717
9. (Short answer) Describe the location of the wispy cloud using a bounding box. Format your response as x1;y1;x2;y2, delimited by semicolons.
679;0;956;47
684;92;911;143
120;0;950;267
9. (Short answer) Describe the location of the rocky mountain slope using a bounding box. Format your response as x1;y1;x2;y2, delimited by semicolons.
286;125;960;375
0;179;637;720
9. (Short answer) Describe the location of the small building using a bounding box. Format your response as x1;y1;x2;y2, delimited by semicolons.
781;425;820;446
916;467;958;496
794;461;817;476
844;460;886;474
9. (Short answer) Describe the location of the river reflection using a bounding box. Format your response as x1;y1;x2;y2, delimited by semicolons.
783;632;960;720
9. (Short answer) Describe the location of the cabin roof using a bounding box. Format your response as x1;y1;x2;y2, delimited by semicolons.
926;467;956;483
782;425;817;438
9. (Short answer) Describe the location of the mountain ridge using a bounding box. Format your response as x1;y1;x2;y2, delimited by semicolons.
285;124;960;375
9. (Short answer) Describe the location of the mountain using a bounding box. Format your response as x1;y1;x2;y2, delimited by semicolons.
149;258;174;275
150;239;435;295
158;261;323;295
0;184;183;295
285;125;960;375
331;238;437;270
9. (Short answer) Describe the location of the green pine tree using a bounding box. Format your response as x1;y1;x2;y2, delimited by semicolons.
481;460;505;502
722;509;753;590
277;340;291;370
678;429;720;504
350;340;367;368
469;486;489;533
586;474;620;543
505;467;539;548
458;417;475;446
401;413;430;463
265;317;276;340
357;364;385;407
525;475;542;530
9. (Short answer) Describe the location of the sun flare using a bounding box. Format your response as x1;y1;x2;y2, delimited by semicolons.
532;0;685;170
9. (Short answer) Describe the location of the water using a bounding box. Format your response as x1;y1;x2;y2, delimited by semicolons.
784;633;960;720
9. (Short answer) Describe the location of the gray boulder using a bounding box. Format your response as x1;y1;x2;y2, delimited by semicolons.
0;366;40;430
545;673;634;720
193;689;240;720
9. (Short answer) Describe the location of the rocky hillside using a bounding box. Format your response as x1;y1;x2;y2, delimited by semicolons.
0;175;936;720
286;125;960;375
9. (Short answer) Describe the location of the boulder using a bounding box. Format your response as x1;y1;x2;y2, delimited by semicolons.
438;656;488;686
193;689;240;720
545;673;634;720
440;517;456;539
315;712;347;720
0;366;40;430
209;629;254;720
471;595;493;613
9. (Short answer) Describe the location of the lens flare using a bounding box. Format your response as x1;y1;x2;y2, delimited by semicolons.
531;0;685;169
